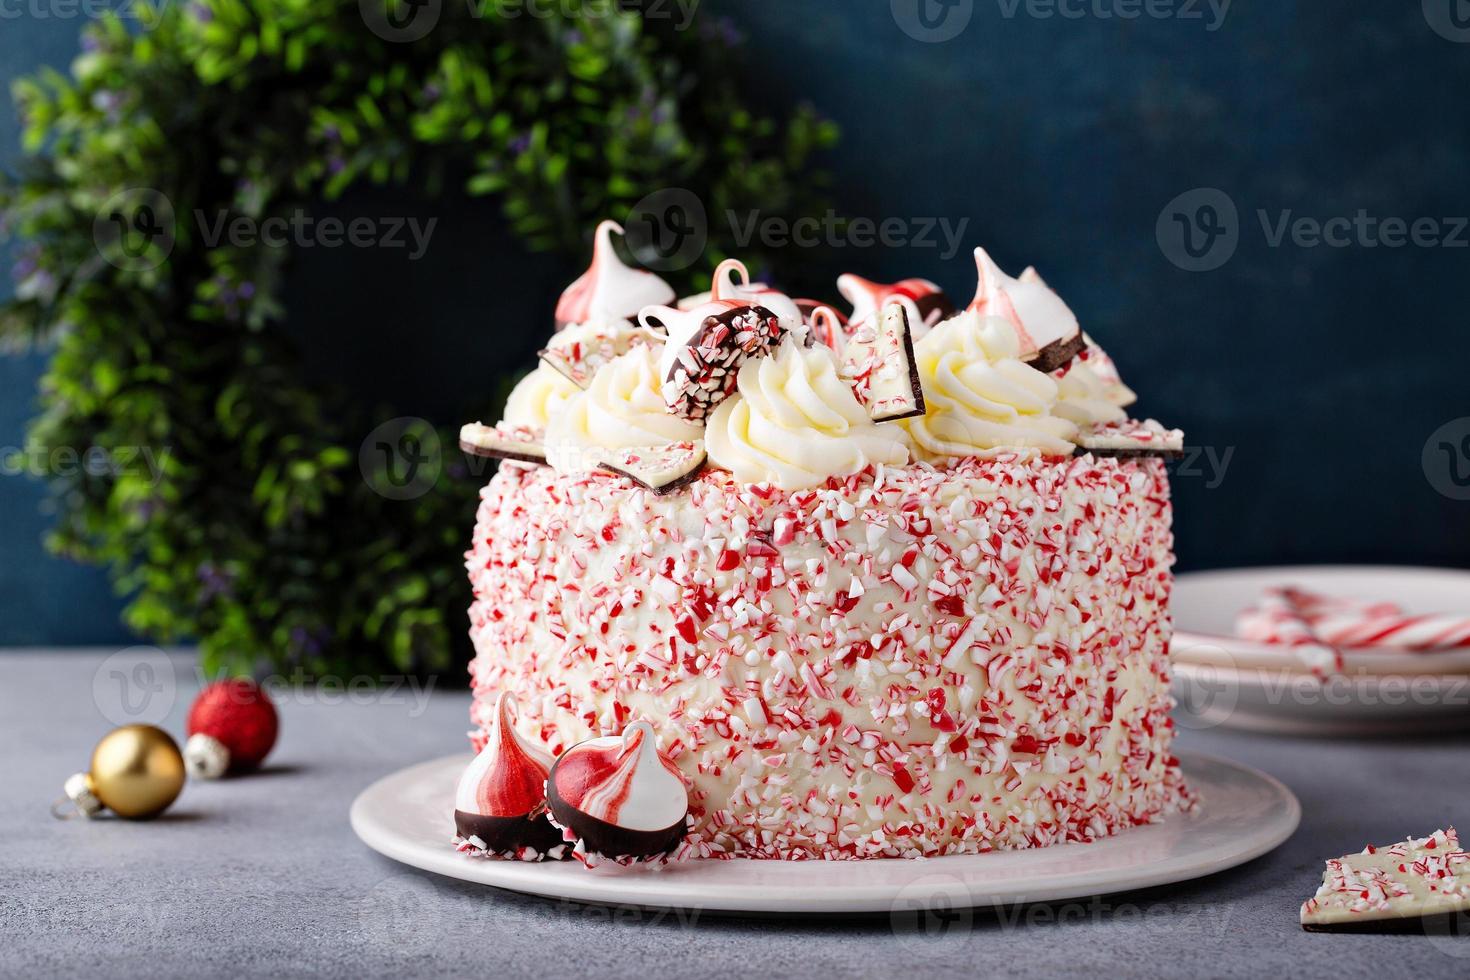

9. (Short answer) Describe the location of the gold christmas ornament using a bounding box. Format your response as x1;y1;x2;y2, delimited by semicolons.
54;724;186;820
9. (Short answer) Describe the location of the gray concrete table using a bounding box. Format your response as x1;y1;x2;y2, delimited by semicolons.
3;649;1467;979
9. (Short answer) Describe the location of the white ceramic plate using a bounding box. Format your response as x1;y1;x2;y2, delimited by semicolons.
350;752;1298;914
1171;566;1470;734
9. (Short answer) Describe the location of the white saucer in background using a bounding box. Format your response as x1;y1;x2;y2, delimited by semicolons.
1171;565;1470;735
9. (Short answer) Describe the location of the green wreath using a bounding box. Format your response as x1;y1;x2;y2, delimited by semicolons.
0;0;837;677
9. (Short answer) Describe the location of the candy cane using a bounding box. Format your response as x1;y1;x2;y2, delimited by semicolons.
1235;587;1343;675
1308;612;1470;651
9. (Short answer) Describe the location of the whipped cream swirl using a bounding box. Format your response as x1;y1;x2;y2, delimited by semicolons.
903;311;1077;459
706;337;909;490
544;346;703;473
502;364;581;429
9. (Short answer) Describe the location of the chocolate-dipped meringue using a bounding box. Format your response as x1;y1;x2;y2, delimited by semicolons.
453;693;565;858
546;721;689;860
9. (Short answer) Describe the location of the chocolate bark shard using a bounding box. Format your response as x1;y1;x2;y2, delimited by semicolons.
1026;332;1088;374
598;441;706;494
866;302;926;423
537;323;649;390
458;422;549;465
1300;829;1470;932
1072;419;1185;460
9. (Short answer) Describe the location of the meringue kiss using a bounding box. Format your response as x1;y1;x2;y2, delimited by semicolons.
453;693;564;858
967;248;1084;372
837;273;955;329
547;721;689;860
554;220;675;330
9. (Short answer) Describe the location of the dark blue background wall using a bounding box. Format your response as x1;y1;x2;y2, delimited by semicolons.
3;1;1469;646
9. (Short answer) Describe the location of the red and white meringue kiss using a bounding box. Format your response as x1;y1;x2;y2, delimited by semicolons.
453;692;565;858
968;248;1084;371
554;219;675;330
547;721;689;860
837;273;955;329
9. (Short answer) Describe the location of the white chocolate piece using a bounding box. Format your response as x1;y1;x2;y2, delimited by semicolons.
1301;829;1470;930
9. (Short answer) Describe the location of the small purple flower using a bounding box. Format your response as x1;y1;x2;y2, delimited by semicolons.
328;157;346;175
238;281;256;300
509;133;531;156
188;2;213;24
197;562;235;601
566;29;583;45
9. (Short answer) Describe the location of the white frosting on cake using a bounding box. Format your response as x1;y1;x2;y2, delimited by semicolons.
544;346;703;473
903;312;1077;460
705;338;909;489
503;364;580;429
468;455;1191;859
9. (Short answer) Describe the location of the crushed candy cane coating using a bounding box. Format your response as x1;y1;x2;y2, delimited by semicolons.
466;455;1192;859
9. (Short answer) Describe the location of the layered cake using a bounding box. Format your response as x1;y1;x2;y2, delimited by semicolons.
458;220;1192;862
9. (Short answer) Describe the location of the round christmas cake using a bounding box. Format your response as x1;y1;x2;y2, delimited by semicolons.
458;221;1192;862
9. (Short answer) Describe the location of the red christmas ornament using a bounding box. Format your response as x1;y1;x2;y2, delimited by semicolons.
184;679;279;778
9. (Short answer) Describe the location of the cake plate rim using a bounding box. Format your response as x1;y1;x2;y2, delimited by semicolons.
349;751;1298;915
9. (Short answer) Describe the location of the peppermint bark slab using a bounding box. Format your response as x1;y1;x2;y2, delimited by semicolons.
1073;419;1185;460
597;441;707;494
459;422;548;465
1301;829;1470;933
866;302;926;423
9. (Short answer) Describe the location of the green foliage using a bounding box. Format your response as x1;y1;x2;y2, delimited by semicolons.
0;0;838;677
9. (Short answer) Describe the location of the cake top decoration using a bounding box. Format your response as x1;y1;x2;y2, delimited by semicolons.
643;285;785;422
554;220;676;330
709;258;803;331
465;223;1187;493
837;273;955;328
902;310;1078;460
705;333;910;489
968;248;1084;372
